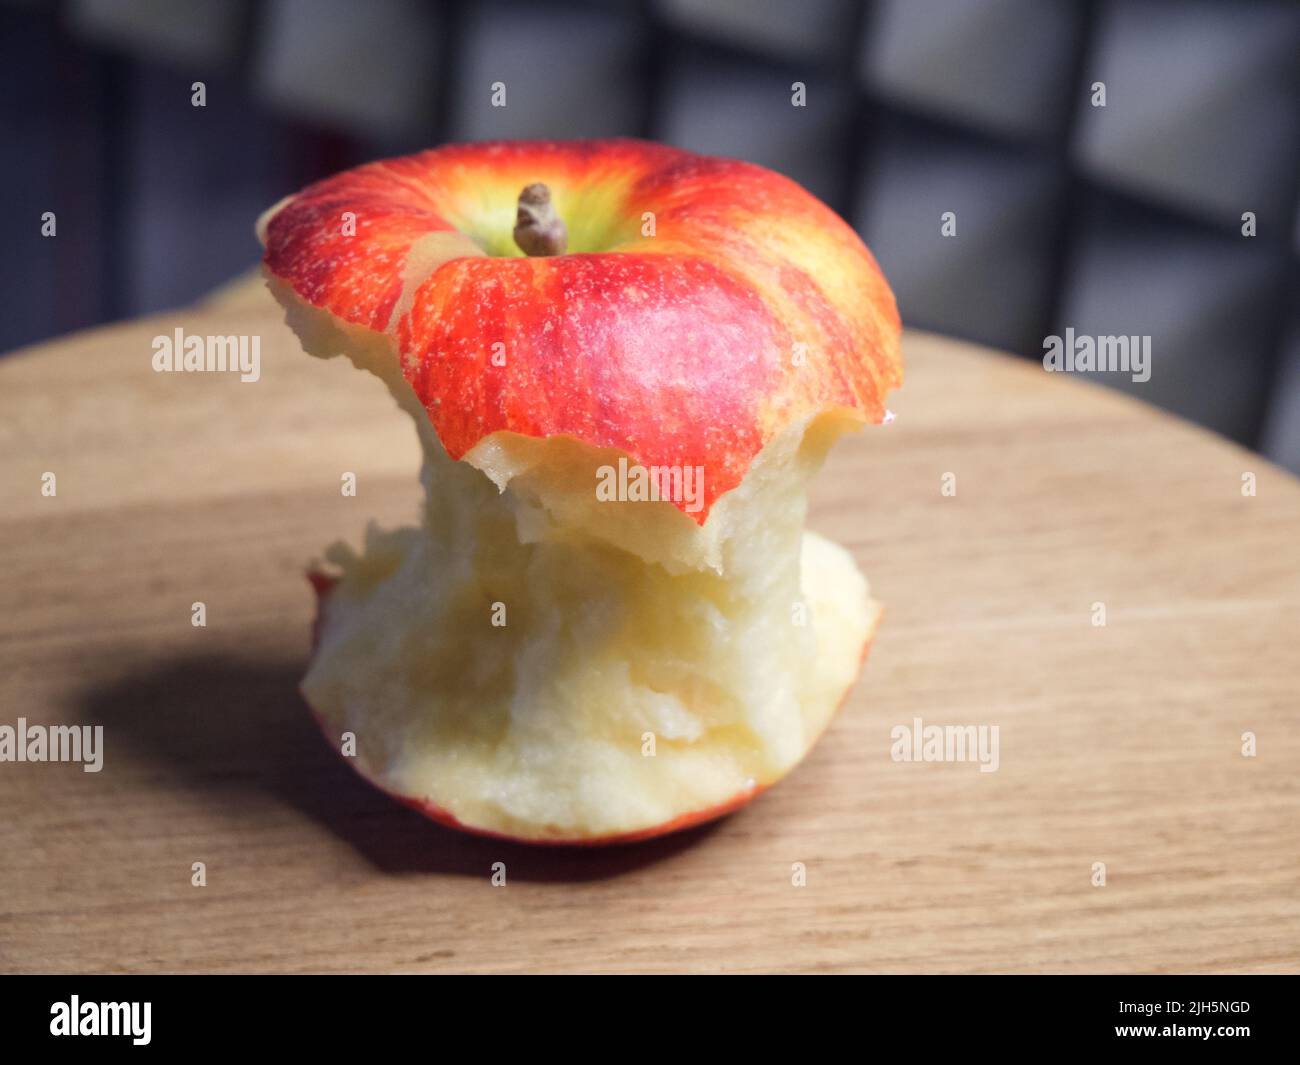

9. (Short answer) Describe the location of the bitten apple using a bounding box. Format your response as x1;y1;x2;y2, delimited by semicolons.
260;138;902;844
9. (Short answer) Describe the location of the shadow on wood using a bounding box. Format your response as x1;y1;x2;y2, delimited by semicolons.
73;652;721;883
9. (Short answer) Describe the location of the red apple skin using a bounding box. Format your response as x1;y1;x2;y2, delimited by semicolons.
303;573;875;847
262;139;902;523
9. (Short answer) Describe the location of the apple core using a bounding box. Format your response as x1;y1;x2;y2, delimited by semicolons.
258;139;903;844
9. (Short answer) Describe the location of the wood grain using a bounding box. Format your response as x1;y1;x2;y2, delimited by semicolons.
1;277;1297;973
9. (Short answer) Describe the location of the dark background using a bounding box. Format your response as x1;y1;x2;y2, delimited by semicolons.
3;0;1299;471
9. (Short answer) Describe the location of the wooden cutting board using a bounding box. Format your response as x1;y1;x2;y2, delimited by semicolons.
1;276;1297;974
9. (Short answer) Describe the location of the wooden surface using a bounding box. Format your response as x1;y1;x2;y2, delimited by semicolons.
1;277;1298;974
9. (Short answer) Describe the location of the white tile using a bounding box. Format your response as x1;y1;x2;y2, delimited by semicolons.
659;48;851;205
450;1;642;141
657;0;859;63
1056;200;1278;441
256;0;439;136
1259;315;1300;474
69;0;245;68
854;124;1059;352
1074;0;1300;222
863;0;1078;139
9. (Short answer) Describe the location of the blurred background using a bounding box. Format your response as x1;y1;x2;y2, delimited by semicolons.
3;0;1299;470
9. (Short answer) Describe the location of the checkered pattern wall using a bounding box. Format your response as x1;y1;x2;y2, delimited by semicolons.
4;0;1299;470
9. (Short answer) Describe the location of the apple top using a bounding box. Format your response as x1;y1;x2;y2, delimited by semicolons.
259;139;902;523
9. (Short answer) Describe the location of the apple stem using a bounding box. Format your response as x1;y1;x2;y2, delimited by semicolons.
513;183;568;257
